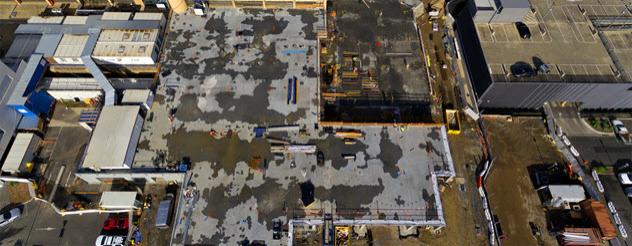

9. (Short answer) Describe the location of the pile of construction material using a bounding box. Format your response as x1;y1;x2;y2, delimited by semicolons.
557;228;601;246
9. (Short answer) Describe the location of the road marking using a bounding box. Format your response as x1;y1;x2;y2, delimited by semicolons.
48;166;65;202
64;171;73;188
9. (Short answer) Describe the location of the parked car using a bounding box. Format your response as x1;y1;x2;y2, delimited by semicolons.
561;134;572;146
611;120;632;144
273;220;283;240
95;235;125;246
515;22;531;39
624;187;632;198
0;207;21;227
570;146;580;158
619;172;632;185
510;62;535;77
103;214;129;231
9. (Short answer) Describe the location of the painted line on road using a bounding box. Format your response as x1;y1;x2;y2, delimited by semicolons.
48;166;65;202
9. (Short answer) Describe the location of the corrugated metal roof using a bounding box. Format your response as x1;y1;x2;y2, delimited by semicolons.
15;20;163;35
101;12;132;20
133;12;164;21
7;54;44;106
63;16;89;25
82;106;141;169
27;16;65;24
54;34;89;57
44;77;101;90
2;133;39;173
35;34;63;56
4;34;41;59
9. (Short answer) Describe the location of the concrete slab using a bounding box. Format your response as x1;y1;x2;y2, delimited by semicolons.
143;8;452;246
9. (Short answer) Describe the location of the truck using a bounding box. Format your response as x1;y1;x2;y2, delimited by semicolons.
611;119;632;145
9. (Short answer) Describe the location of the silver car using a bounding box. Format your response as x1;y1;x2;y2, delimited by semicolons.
0;208;21;227
95;235;126;246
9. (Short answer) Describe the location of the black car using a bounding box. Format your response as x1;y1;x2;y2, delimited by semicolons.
515;22;531;39
510;62;535;77
272;220;283;240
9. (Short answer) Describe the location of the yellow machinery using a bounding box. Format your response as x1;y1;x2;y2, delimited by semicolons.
445;109;461;135
335;226;351;246
334;130;363;139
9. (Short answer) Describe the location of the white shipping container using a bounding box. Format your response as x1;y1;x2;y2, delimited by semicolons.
47;90;102;101
92;56;157;65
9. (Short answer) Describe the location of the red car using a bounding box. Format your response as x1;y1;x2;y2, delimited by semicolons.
103;215;129;231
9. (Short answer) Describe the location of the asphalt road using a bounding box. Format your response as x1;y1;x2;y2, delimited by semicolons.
0;200;107;246
548;102;632;166
600;174;632;245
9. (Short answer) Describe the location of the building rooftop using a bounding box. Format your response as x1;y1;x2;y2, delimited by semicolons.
41;77;101;91
132;12;165;21
63;16;88;25
92;29;159;58
121;89;152;104
2;133;38;173
82;105;141;170
99;191;138;209
475;0;632;83
96;29;159;43
54;34;89;57
101;12;132;21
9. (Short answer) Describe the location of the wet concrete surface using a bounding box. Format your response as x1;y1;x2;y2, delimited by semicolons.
137;8;454;246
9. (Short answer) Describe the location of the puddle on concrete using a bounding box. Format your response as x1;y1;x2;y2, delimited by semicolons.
376;128;403;178
166;129;273;174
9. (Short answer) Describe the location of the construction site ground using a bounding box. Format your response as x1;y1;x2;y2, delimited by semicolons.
484;117;562;246
137;182;179;246
137;8;455;245
319;0;434;123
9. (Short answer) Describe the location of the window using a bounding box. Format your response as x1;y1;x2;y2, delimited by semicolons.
138;46;146;53
118;46;125;53
123;33;131;40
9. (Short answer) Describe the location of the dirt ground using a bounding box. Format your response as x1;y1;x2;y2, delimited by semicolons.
292;118;488;246
7;182;31;204
485;117;562;246
419;117;488;246
137;183;178;246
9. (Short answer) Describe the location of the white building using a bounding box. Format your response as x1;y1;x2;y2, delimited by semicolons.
538;185;586;209
42;77;102;102
2;133;41;174
92;29;162;66
82;106;143;170
52;34;89;65
121;89;154;112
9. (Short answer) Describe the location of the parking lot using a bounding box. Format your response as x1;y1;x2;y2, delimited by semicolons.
0;200;108;246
